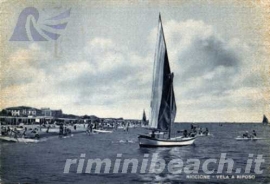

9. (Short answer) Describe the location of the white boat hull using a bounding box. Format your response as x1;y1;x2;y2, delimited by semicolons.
138;135;196;147
92;129;113;133
235;136;265;141
41;128;59;133
0;136;39;143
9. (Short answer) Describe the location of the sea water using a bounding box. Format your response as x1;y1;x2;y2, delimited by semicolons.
0;123;269;184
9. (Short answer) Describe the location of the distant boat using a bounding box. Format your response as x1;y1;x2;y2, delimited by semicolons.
235;136;265;141
141;109;148;127
92;120;113;134
0;136;39;143
40;127;59;133
142;109;146;122
138;14;196;147
262;115;268;125
92;129;113;134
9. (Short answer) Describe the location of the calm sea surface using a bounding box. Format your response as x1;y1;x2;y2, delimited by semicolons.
1;123;270;184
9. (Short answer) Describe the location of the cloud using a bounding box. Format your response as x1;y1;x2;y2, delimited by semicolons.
52;37;153;112
1;19;267;121
151;19;266;121
1;43;68;109
1;43;47;88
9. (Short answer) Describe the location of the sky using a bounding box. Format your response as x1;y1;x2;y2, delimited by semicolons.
0;0;270;122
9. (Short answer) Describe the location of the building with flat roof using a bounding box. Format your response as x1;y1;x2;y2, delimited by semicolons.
41;108;63;118
4;106;42;117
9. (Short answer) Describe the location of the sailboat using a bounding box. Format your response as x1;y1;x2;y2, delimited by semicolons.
138;14;196;147
141;109;147;127
262;115;268;125
142;109;147;122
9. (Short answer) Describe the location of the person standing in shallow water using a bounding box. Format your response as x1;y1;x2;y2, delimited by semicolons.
46;125;50;133
23;127;27;137
126;122;129;132
86;123;92;134
59;124;63;135
204;128;209;135
90;123;93;133
252;130;257;137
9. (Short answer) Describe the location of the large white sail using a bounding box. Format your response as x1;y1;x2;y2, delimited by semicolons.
149;14;176;130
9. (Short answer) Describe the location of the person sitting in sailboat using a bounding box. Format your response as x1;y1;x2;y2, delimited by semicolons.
189;126;197;137
183;130;188;138
151;130;155;138
189;131;196;137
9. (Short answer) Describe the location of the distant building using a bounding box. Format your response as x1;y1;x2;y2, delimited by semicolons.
5;106;41;117
52;109;63;118
41;108;52;117
41;108;63;118
2;106;63;118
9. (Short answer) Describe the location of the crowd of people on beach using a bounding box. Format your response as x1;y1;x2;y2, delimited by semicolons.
58;124;72;136
1;126;17;137
85;120;140;134
0;119;144;140
0;119;263;143
1;125;40;139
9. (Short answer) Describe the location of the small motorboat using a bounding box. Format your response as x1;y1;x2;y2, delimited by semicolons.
0;136;39;143
92;129;113;134
235;136;265;141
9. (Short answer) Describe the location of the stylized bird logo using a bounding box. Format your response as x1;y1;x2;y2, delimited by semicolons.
10;7;71;41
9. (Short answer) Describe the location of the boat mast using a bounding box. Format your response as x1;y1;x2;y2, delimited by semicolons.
168;73;174;139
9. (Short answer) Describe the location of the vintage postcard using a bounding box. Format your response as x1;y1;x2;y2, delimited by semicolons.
0;0;269;183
